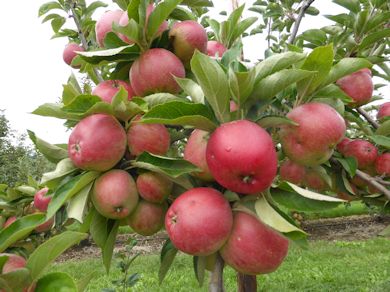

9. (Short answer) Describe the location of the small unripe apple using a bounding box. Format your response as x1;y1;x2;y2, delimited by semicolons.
343;139;378;169
0;253;26;274
207;41;227;57
336;68;373;107
183;129;213;181
68;114;127;171
165;187;233;256
220;212;289;275
375;153;390;176
95;10;124;47
63;43;84;68
129;48;185;96
3;216;16;228
92;80;135;103
377;102;390;120
136;172;173;203
279;160;306;185
92;169;139;219
169;20;208;66
206;120;277;194
127;200;167;236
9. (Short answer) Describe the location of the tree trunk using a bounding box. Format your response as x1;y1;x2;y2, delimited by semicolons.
237;273;257;292
209;254;225;292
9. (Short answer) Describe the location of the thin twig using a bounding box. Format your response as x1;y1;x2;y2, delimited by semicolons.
355;169;390;200
356;107;379;129
288;0;315;44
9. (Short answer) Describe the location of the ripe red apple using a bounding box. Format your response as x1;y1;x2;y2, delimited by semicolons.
165;187;233;256
127;117;170;156
206;120;277;194
377;102;390;120
279;102;346;166
0;253;26;274
68;114;127;171
33;187;51;212
92;169;138;219
336;137;352;154
127;200;167;236
336;68;373;107
343;139;378;169
220;212;289;275
62;43;84;68
95;10;124;47
3;216;16;228
279;160;306;185
34;216;54;233
136;172;173;203
129;48;185;96
304;171;328;192
169;20;207;66
207;40;227;57
183;129;214;181
375;153;390;176
92;80;135;103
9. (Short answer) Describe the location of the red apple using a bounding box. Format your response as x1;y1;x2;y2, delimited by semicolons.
375;153;390;176
95;10;124;47
92;80;135;103
136;172;173;203
183;129;214;181
127;200;167;236
343;139;378;169
34;216;54;233
230;100;238;112
304;171;328;192
127;117;170;156
207;40;227;57
33;187;51;212
3;216;16;228
129;48;185;96
62;43;84;68
279;102;346;166
336;68;373;107
206;120;277;194
0;253;26;274
220;212;289;275
377;102;390;120
92;169;138;219
169;20;208;66
279;160;306;185
336;137;352;155
68;114;127;171
165;187;233;256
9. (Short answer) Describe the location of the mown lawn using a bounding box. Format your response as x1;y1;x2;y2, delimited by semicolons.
53;238;390;291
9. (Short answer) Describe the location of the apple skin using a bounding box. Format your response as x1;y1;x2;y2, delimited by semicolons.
33;187;51;212
279;102;346;166
375;153;390;176
169;20;208;66
34;216;54;233
62;43;84;67
0;253;26;274
206;120;277;194
279;160;306;185
336;69;373;107
129;48;185;96
92;80;135;103
207;41;227;57
377;102;390;120
220;212;289;275
336;137;352;155
127;200;167;236
92;169;139;219
165;187;233;256
304;171;328;192
183;129;214;181
343;139;378;169
3;216;16;228
136;172;173;203
127;117;170;156
95;10;124;47
68;114;127;171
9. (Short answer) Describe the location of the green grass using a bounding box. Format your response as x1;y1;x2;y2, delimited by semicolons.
53;238;390;291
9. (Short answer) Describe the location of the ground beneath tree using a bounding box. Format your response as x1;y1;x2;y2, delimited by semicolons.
57;214;390;262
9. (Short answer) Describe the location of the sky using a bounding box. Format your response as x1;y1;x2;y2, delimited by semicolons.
0;0;388;145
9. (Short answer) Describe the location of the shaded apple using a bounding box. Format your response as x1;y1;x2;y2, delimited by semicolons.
304;171;328;192
279;160;306;185
127;200;167;236
95;10;124;47
183;129;213;181
92;80;135;103
34;216;54;233
3;216;16;228
0;253;26;274
336;137;352;155
377;102;390;120
206;120;277;194
343;139;378;169
92;170;138;219
136;172;173;203
129;48;185;96
62;43;84;68
220;212;289;275
33;187;51;212
68;114;127;171
279;102;346;166
207;40;227;57
165;187;233;256
375;153;390;176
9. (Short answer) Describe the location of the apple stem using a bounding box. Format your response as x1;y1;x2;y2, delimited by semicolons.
237;273;257;292
356;107;379;129
209;253;225;292
288;0;315;45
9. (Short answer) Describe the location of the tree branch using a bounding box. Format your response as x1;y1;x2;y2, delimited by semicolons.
355;169;390;200
356;107;379;129
288;0;315;44
209;253;225;292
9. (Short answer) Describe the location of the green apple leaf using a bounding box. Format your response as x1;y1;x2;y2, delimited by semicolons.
62;95;102;113
159;239;178;284
369;135;390;149
313;83;353;103
35;272;78;291
193;256;206;287
256;116;298;128
174;77;204;104
181;0;213;7
41;158;77;189
359;28;390;50
77;45;140;64
67;182;92;223
90;209;110;249
38;1;63;17
103;220;119;273
376;120;390;136
170;7;196;21
335;157;358;177
322;58;372;86
27;130;68;163
143;93;183;107
0;268;31;292
333;0;360;14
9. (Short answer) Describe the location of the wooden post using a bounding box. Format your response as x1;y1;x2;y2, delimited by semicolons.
209;254;225;292
237;273;257;292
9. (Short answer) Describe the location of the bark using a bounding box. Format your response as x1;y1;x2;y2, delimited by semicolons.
237;273;257;292
209;254;225;292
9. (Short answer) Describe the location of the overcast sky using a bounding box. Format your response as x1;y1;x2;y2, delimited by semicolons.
0;0;388;145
